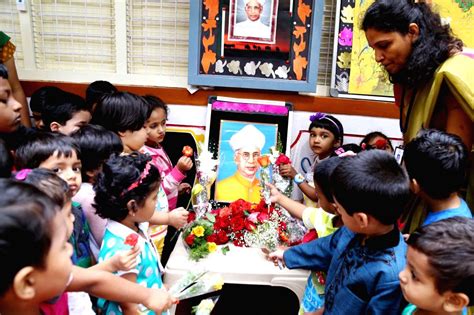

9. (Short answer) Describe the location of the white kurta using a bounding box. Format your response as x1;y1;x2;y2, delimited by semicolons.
233;19;271;39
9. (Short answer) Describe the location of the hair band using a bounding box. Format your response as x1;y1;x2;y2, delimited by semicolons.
121;161;152;196
309;112;341;136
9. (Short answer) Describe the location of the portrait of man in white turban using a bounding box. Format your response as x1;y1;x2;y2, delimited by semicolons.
215;122;277;203
228;0;277;44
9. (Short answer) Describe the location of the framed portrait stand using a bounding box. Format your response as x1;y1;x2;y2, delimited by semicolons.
188;0;324;92
204;96;293;203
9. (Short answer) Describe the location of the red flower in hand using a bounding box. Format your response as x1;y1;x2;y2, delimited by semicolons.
182;146;194;157
275;154;291;165
124;233;138;247
185;233;195;246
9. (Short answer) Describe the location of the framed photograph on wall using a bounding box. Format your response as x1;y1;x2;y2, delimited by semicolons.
188;0;325;92
205;96;293;203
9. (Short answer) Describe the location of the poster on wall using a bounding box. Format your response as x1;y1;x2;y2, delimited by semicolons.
330;0;473;100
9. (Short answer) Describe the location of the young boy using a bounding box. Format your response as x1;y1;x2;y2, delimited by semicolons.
42;91;91;135
400;217;474;315
85;80;117;110
29;86;65;130
404;129;472;225
268;150;410;314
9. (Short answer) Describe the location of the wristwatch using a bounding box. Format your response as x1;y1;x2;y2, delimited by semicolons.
294;173;305;185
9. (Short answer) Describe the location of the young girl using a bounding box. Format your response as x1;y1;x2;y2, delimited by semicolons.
281;112;344;205
93;152;167;314
360;131;394;153
0;179;73;315
269;156;345;315
141;95;191;255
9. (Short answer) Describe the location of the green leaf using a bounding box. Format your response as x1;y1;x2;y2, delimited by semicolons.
221;245;230;255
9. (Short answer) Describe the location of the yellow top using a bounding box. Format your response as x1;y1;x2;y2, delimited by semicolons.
215;171;261;203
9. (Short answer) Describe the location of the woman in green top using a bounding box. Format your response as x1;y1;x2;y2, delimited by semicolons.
361;0;474;231
0;31;31;127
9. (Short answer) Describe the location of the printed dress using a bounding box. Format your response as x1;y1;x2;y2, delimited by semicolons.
98;220;164;315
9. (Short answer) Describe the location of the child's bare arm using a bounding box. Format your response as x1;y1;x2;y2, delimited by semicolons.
149;207;189;229
268;183;306;220
279;163;318;202
68;266;176;313
89;245;140;272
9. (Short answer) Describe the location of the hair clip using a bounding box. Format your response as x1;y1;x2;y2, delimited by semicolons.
121;162;152;196
334;147;345;156
309;112;327;122
15;168;32;181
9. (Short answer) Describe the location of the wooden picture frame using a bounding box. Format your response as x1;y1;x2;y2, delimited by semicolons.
188;0;325;92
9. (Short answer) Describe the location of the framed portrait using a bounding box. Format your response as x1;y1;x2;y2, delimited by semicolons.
188;0;325;92
205;96;293;204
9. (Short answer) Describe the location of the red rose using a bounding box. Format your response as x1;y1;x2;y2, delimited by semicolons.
257;212;269;223
187;212;196;223
276;154;291;165
219;206;232;218
279;221;287;230
230;216;245;232
245;220;257;232
185;233;195;246
279;231;289;243
182;145;193;157
206;234;217;243
124;233;138;247
216;230;229;244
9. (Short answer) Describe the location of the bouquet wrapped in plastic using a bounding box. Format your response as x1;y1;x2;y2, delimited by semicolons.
168;269;224;300
192;296;220;315
192;150;219;219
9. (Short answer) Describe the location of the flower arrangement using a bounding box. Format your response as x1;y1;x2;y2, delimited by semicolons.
182;214;218;261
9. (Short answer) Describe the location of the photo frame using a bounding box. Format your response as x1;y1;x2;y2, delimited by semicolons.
188;0;324;92
205;96;293;203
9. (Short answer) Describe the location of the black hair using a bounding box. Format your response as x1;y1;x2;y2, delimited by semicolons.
0;139;13;178
330;143;362;157
41;91;91;131
29;86;65;114
404;129;468;199
70;124;123;182
361;0;463;87
15;132;81;170
331;150;410;225
143;95;169;119
85;80;117;107
360;131;394;151
91;91;149;134
309;114;344;144
0;179;58;296
313;157;345;202
407;217;474;304
18;168;70;207
93;153;161;222
0;64;8;79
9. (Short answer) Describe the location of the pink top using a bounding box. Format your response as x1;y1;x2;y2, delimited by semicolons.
39;292;69;315
141;145;186;210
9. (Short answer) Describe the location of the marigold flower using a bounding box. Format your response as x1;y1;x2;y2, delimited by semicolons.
207;242;217;252
192;226;205;237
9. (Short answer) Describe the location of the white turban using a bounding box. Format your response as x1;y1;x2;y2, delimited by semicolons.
229;124;265;152
244;0;265;5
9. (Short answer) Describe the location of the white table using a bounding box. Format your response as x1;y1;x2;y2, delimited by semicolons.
163;237;309;314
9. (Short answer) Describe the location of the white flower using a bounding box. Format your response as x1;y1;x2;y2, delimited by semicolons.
259;62;275;78
227;60;242;74
195;298;216;315
275;65;290;79
244;61;261;75
215;60;227;73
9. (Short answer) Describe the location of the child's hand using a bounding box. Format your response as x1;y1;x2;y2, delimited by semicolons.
266;183;282;204
262;246;286;268
178;182;192;195
143;287;178;313
279;163;297;179
177;156;193;172
169;207;189;229
112;245;141;271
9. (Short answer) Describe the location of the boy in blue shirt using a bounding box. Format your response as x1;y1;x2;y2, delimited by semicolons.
404;129;472;226
268;150;410;314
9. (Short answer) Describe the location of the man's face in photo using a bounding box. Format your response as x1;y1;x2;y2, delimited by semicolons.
245;0;263;22
234;146;261;179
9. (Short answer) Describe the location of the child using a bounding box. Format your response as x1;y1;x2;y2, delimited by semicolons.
404;129;472;226
85;80;117;110
0;179;177;314
400;217;474;315
0;138;12;178
0;63;22;134
360;131;394;153
0;179;74;315
93;153;167;314
281;112;344;205
142;95;192;256
71;124;123;257
268;150;410;314
29;86;65;130
269;156;345;315
42;91;92;135
91;91;149;153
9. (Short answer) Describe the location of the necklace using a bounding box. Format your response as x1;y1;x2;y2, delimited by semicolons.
399;86;418;134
